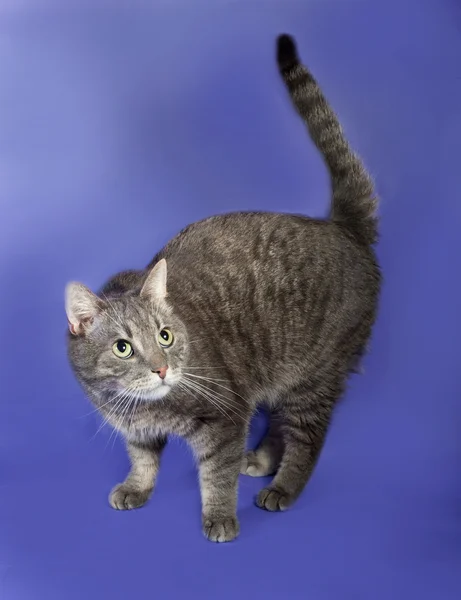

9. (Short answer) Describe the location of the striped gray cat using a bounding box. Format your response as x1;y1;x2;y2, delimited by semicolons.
65;34;381;542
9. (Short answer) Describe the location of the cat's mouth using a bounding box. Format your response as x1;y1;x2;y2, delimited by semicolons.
144;372;178;400
120;370;179;403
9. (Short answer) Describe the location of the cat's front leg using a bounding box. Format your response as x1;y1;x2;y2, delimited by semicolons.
109;436;167;510
190;422;247;543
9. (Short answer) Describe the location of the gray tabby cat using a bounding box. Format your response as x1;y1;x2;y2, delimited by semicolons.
65;34;380;542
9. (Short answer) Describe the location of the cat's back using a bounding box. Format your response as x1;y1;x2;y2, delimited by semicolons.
153;211;379;313
157;212;342;267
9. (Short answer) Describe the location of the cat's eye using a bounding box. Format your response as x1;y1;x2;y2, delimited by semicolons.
112;339;133;359
158;328;174;348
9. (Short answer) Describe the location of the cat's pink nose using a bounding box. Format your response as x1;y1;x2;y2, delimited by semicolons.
153;365;168;380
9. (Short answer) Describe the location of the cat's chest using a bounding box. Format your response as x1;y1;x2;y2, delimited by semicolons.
110;404;195;442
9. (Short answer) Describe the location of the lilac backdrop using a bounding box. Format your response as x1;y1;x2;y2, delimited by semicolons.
1;1;461;599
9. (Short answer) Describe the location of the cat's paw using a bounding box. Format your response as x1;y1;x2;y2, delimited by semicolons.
256;486;292;512
109;483;152;510
241;450;275;477
202;515;240;543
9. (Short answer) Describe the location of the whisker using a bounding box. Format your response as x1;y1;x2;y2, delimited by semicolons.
100;384;140;437
100;400;131;445
128;386;143;432
120;389;138;431
182;366;226;370
89;387;133;442
179;380;236;424
183;374;228;382
181;376;247;422
84;384;133;419
183;378;248;421
109;391;135;450
183;373;246;402
78;397;113;419
190;382;248;423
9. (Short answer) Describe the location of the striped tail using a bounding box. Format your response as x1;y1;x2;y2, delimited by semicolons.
277;34;378;246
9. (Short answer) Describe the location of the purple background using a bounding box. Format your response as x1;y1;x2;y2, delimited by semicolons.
1;1;461;598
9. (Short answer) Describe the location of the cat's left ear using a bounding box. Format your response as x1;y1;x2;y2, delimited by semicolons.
140;258;167;302
65;282;103;336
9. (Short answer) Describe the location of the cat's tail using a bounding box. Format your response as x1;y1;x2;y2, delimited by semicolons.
276;34;378;246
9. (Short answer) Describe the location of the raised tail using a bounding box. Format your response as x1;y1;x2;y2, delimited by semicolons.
277;34;378;246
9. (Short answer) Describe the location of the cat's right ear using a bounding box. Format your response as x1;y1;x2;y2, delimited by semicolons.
65;282;102;336
140;258;167;302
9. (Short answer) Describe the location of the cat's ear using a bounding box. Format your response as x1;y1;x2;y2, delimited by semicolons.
65;282;102;336
140;258;167;301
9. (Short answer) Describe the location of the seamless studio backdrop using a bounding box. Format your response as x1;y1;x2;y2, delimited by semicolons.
1;1;461;599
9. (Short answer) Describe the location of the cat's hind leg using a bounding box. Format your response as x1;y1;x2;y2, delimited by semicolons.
255;376;343;512
241;412;284;477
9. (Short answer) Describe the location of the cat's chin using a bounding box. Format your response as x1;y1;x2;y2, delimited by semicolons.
143;385;172;401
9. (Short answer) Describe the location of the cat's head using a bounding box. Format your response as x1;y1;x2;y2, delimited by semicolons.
65;259;188;404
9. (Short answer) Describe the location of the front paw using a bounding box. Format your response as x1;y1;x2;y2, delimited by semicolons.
202;514;240;543
109;483;152;510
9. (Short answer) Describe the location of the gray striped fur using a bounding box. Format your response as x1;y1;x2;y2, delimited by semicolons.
65;34;381;542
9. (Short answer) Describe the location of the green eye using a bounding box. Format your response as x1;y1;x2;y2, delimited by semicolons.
112;339;133;359
158;328;174;348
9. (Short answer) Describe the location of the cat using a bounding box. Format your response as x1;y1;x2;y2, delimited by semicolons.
65;34;381;543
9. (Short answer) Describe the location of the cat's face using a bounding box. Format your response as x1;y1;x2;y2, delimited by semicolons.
65;260;188;404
